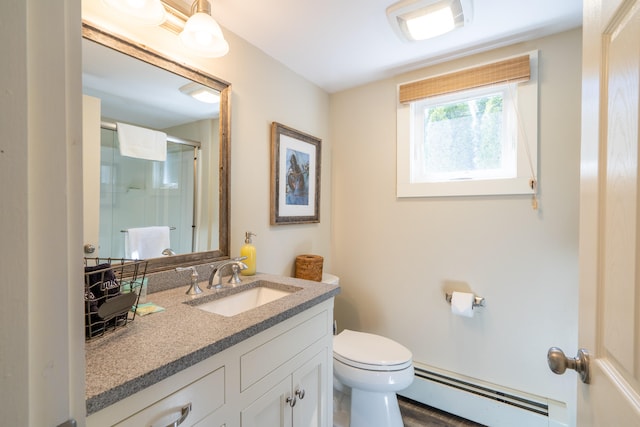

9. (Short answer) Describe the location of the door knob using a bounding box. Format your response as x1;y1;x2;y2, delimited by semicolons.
547;347;590;384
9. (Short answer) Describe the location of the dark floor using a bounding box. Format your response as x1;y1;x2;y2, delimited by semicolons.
398;396;486;427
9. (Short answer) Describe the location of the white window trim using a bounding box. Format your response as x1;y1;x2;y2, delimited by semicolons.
396;51;538;198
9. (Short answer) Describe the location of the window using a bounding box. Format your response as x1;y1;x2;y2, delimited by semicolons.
411;84;517;183
397;52;538;197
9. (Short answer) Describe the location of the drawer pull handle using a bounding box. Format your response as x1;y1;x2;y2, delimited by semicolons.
286;395;297;407
295;388;305;400
165;403;192;427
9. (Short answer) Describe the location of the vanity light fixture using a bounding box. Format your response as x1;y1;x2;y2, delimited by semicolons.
179;0;229;58
386;0;472;42
179;82;220;104
102;0;167;25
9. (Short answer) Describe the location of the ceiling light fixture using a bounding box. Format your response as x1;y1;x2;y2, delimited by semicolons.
102;0;167;25
179;82;220;104
387;0;472;42
179;0;229;58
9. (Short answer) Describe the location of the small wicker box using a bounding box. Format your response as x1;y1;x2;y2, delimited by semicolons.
295;254;324;282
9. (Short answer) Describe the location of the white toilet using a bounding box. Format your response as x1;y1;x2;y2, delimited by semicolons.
322;274;414;427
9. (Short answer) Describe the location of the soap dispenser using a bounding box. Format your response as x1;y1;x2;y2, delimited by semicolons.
240;232;257;276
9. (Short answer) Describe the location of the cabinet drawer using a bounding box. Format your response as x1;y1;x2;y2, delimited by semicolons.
115;366;225;427
240;310;327;391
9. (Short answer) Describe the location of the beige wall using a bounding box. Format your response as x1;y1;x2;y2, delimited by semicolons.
330;28;581;421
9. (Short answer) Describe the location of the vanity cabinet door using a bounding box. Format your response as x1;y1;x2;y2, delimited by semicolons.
241;376;293;427
240;349;328;427
292;349;327;427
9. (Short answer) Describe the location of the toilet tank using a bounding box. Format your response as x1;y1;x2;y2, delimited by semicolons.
322;273;339;285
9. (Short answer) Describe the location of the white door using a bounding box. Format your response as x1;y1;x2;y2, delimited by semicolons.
572;0;640;424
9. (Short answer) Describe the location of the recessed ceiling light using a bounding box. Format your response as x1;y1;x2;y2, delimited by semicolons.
387;0;473;42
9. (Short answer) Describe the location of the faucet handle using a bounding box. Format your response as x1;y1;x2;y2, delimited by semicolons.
176;266;202;295
228;263;247;285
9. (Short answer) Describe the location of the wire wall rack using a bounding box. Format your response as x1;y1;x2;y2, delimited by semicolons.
84;257;148;340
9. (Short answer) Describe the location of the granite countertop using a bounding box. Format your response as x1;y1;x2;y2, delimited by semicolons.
85;273;340;415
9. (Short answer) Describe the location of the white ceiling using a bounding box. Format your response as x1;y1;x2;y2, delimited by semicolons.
211;0;583;93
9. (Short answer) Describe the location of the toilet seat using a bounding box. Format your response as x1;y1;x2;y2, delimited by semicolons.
333;329;412;371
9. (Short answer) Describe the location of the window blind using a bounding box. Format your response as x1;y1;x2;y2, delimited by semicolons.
399;55;530;104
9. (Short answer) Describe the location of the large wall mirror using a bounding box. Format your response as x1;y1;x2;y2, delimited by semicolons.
82;22;230;274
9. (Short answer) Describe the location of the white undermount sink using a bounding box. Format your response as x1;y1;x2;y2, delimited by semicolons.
195;286;295;317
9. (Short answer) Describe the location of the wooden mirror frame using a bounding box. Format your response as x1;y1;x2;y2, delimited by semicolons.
82;21;231;274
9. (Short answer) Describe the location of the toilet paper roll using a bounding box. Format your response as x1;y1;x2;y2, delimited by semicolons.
451;291;475;318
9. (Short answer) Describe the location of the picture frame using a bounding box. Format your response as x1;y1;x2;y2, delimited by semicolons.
270;122;321;225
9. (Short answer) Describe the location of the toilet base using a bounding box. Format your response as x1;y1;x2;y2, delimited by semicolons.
349;389;403;427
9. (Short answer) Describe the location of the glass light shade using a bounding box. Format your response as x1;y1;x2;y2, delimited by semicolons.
102;0;166;25
180;12;229;58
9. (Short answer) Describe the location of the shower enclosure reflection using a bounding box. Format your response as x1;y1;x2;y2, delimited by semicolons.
99;126;208;257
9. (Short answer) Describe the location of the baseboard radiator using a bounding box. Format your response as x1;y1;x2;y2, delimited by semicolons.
400;364;568;427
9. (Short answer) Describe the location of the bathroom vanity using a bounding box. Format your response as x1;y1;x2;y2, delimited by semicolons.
85;273;339;426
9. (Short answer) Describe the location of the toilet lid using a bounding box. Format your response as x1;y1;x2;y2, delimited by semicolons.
333;329;412;371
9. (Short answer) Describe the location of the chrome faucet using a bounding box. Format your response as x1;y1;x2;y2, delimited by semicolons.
208;258;248;289
176;266;203;295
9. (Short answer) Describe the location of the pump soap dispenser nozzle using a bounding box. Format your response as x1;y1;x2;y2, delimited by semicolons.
240;231;257;276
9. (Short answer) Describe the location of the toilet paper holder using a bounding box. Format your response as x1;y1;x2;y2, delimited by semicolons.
445;292;485;308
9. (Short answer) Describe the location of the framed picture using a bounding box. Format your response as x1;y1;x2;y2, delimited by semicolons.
270;122;321;225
